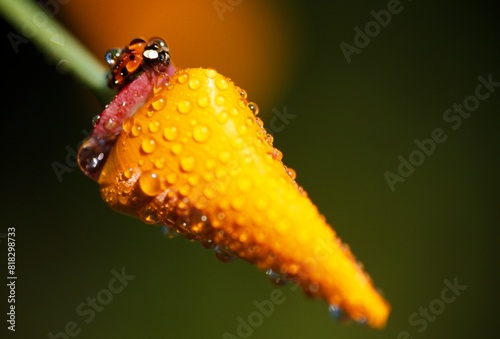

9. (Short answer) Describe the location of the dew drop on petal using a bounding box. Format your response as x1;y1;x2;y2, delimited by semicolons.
139;171;163;197
139;207;161;224
192;125;211;143
131;124;142;137
205;68;217;78
150;95;166;111
161;225;179;239
177;100;192;114
154;157;166;169
215;77;229;90
266;269;288;285
148;120;161;133
141;138;157;154
248;102;259;115
163;126;178;141
214;245;236;263
198;96;209;108
171;142;183;155
189;78;201;90
180;156;195;172
285;166;297;180
216;111;229;124
177;73;189;84
215;95;226;106
122;117;134;133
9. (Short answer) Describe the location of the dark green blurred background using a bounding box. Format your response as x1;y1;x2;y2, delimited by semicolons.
1;1;499;338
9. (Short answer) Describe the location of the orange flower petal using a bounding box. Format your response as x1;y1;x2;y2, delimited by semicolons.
88;68;390;328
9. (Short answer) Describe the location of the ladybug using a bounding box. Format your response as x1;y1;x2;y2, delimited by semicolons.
105;37;171;89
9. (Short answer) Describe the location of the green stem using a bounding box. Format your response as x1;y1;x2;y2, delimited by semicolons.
0;0;114;105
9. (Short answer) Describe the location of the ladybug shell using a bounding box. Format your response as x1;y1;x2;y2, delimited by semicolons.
112;39;147;87
97;68;390;328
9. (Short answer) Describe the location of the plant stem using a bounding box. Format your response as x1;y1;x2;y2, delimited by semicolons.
0;0;114;105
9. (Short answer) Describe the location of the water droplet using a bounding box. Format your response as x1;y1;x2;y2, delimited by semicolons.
215;77;229;90
187;174;200;186
248;102;259;115
177;100;192;114
285;166;296;180
171;142;183;155
232;137;244;150
218;151;231;164
139;207;161;224
266;269;288;285
189;78;201;90
148;120;161;133
265;133;274;144
91;115;100;127
230;107;239;116
141;138;157;154
203;185;217;199
177;73;189;84
161;225;179;239
163;126;178;141
215;95;226;106
193;125;211;143
123;167;134;179
150;95;166;111
237;87;247;98
205;68;217;78
328;305;343;321
238;97;247;109
231;196;245;211
131;124;142;137
237;125;248;136
77;136;115;181
180;156;195;172
216;111;229;124
166;172;177;184
214;245;235;263
198;96;209;107
104;118;117;131
272;148;283;161
309;282;320;293
122;117;134;133
154;157;166;169
139;171;163;197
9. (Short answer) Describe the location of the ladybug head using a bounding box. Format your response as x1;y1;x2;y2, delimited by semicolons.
143;37;171;73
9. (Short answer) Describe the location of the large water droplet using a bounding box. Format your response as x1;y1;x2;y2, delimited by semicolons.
150;95;166;111
248;102;259;115
141;138;157;154
77;136;115;181
139;207;161;224
180;156;195;172
139;171;163;197
163;126;178;141
214;245;236;263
